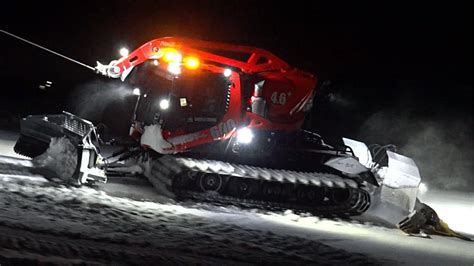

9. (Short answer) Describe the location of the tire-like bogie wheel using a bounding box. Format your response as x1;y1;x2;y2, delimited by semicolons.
227;177;258;198
198;173;223;192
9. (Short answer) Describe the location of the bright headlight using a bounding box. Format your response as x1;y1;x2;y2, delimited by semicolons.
223;68;232;77
119;47;129;57
168;62;181;75
159;99;170;110
236;128;253;144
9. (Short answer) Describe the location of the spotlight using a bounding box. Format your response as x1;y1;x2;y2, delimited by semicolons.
159;99;170;110
168;62;181;75
119;47;129;57
223;68;232;77
236;128;253;144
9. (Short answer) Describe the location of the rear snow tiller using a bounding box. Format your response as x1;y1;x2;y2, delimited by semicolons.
15;111;106;184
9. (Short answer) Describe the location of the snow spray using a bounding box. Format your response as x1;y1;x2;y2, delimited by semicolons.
67;80;135;122
358;108;473;192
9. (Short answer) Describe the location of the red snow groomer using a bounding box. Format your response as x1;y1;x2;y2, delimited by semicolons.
99;37;317;154
96;37;379;216
16;37;445;233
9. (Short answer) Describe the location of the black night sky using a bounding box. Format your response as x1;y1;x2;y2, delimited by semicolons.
1;1;472;152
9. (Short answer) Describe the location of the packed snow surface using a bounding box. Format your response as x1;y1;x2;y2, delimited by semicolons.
0;131;473;264
0;156;473;265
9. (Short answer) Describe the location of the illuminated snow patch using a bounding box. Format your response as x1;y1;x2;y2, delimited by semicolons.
419;189;474;236
0;156;33;167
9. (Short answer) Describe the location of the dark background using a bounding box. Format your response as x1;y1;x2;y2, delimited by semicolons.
1;1;472;191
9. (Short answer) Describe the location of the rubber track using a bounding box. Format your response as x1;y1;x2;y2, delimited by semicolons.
152;156;371;217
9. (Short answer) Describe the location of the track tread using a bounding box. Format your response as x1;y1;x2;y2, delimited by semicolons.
153;156;370;217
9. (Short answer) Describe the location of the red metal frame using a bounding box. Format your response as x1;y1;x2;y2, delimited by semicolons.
113;37;290;74
113;37;316;153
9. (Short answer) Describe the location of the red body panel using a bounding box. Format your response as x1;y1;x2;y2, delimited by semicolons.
112;37;317;153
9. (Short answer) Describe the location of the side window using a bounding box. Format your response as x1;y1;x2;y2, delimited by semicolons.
256;56;269;65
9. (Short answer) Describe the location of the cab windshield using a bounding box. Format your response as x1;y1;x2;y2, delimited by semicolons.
127;60;230;132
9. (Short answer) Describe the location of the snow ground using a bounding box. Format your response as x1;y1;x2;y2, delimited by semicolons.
0;130;25;158
0;130;473;265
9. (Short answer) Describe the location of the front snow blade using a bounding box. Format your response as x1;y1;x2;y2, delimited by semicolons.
360;151;421;226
